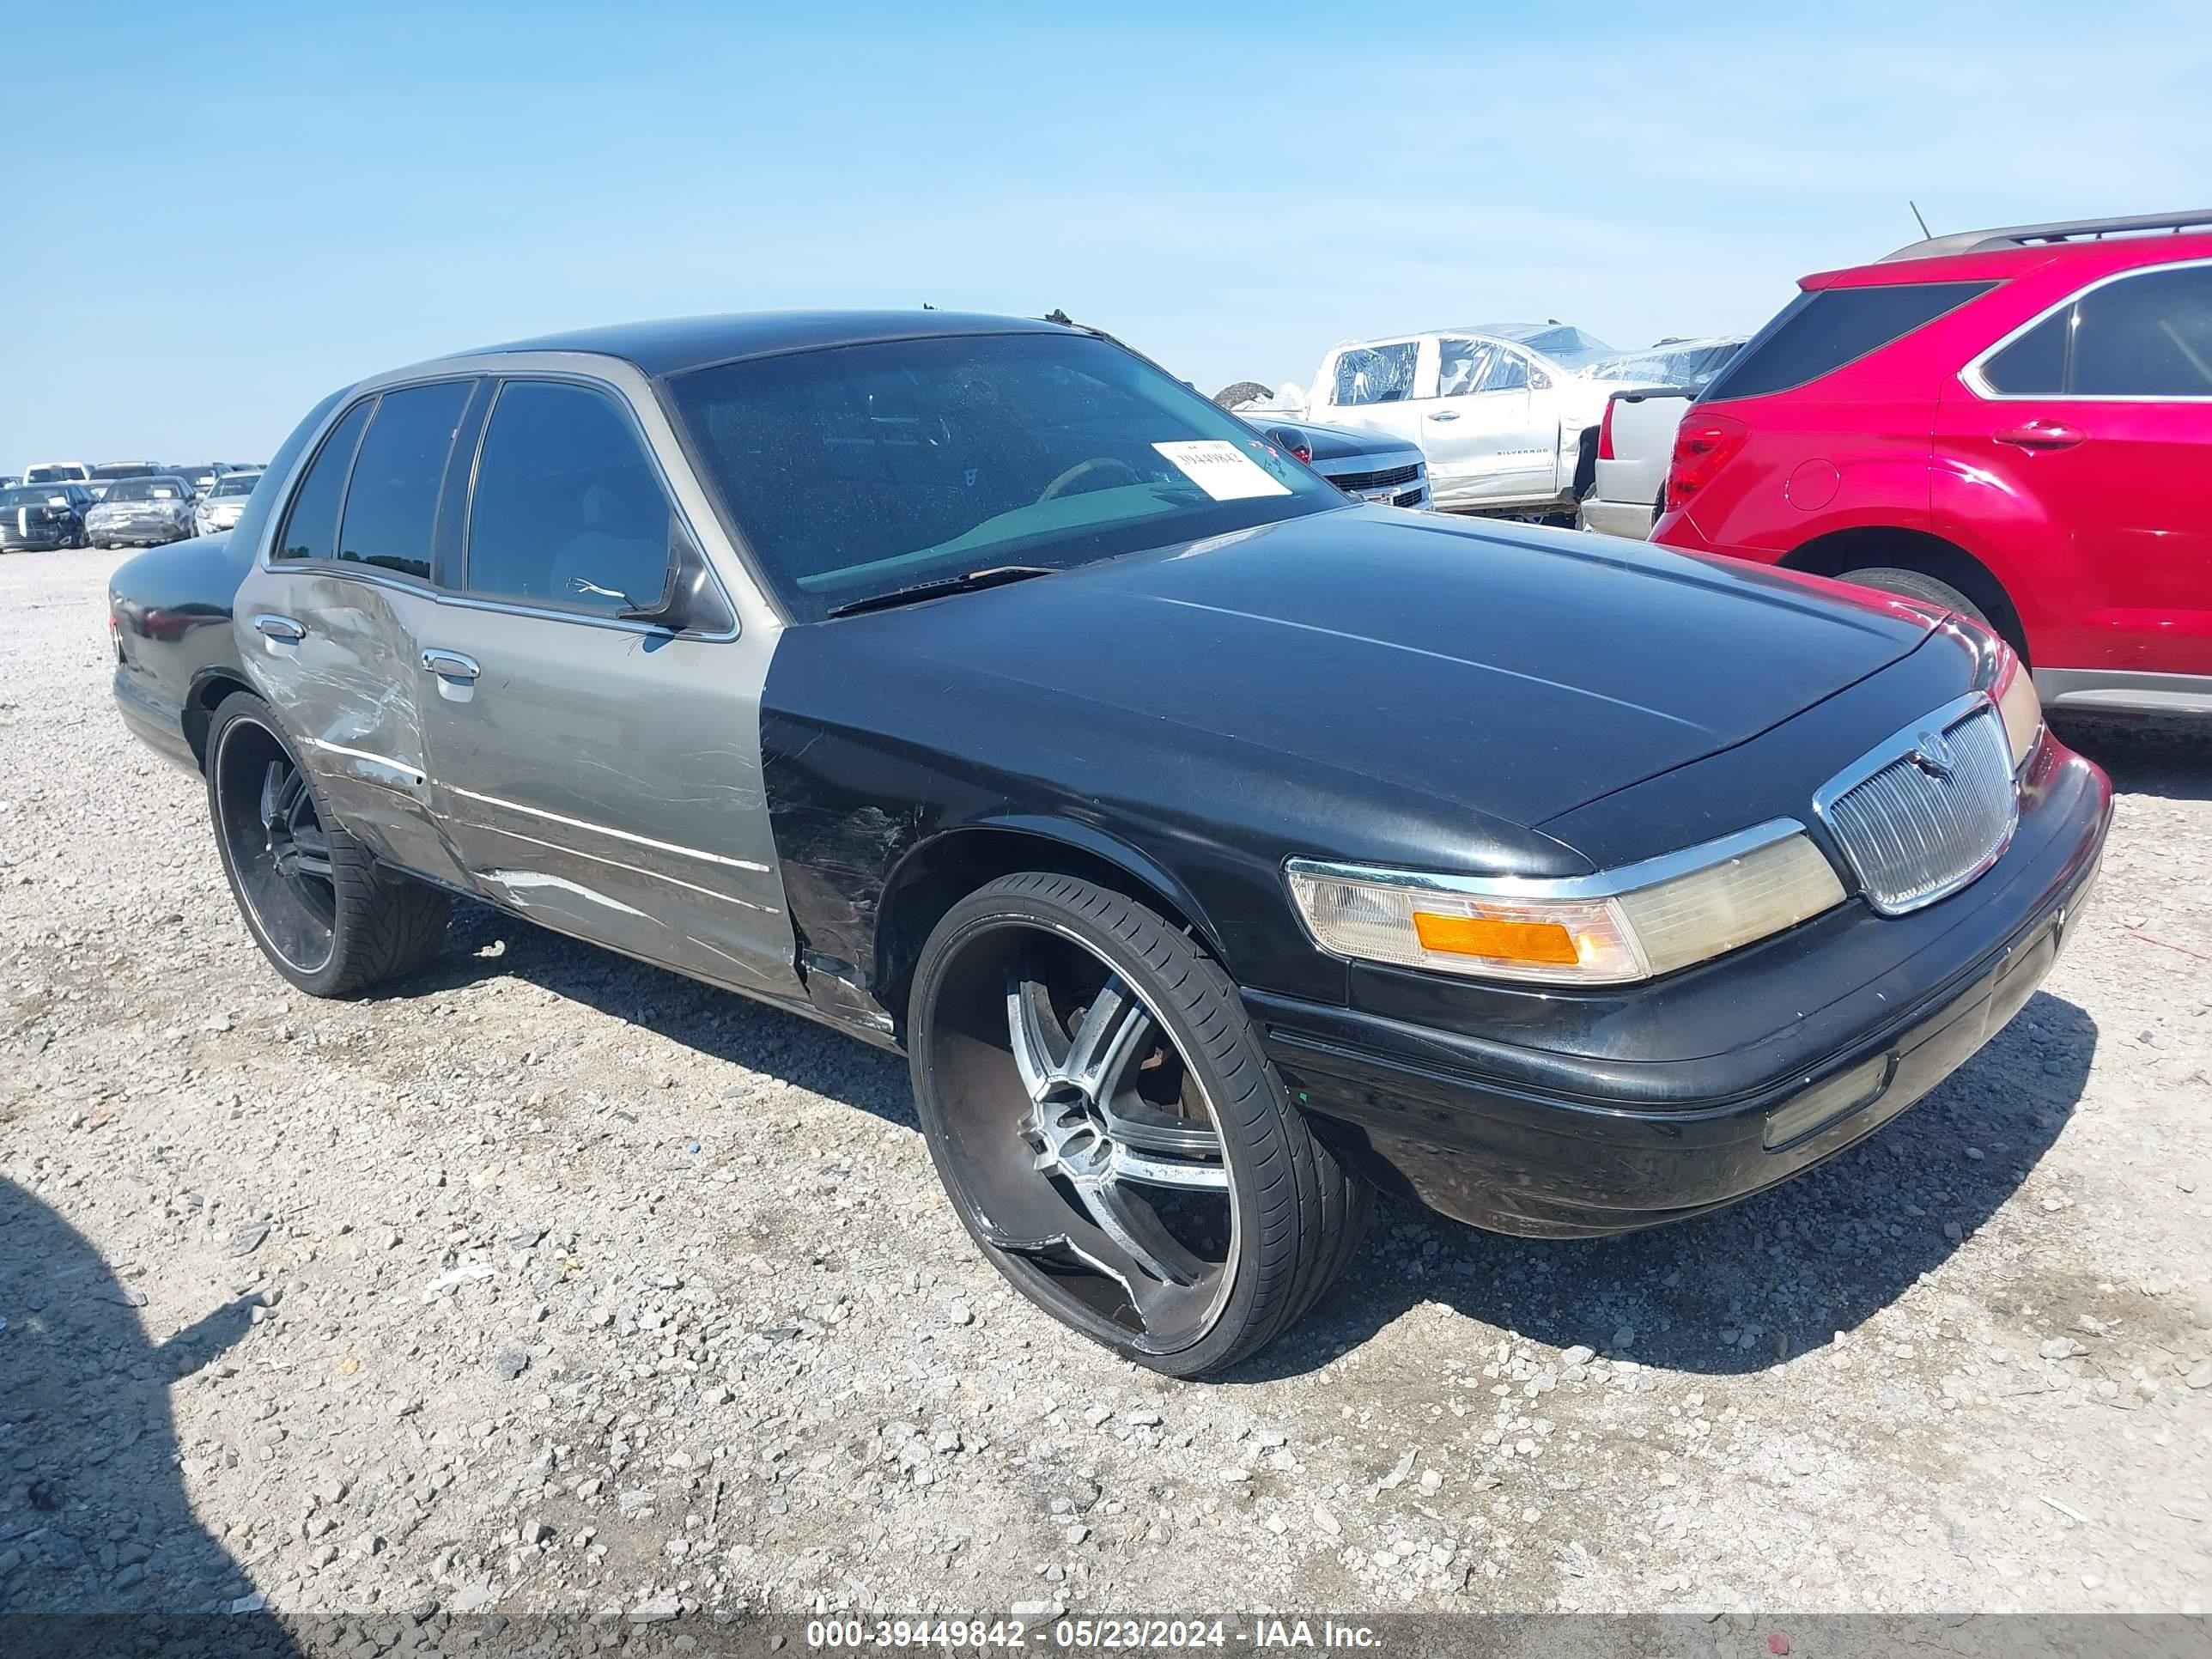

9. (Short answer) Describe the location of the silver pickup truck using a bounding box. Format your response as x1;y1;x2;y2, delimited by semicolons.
1575;338;1745;539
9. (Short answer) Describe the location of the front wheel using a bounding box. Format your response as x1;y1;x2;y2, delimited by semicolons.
205;692;450;996
908;872;1370;1377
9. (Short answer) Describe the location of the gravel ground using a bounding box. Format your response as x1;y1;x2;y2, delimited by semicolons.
2;545;2209;1626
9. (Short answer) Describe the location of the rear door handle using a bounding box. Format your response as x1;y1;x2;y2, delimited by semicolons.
420;649;480;681
250;613;305;642
1993;420;2085;450
1427;410;1460;422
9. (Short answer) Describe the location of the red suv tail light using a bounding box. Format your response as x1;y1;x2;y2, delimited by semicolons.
1664;410;1749;513
1596;397;1619;462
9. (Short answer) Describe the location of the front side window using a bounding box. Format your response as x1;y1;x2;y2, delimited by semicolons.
1702;281;1997;402
465;380;675;615
2070;265;2212;397
1437;338;1496;398
275;401;373;562
665;330;1341;623
1480;350;1530;393
1329;342;1420;405
337;381;472;580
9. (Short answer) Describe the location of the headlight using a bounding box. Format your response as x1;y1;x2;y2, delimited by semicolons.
1953;618;2043;771
1285;819;1846;987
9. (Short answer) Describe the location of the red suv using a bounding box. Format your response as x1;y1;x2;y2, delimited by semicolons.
1654;210;2212;717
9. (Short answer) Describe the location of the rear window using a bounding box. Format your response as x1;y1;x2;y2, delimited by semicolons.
1701;281;1996;402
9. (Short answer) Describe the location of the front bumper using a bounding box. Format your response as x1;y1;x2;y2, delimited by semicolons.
88;520;191;545
1251;741;2112;1237
0;527;76;550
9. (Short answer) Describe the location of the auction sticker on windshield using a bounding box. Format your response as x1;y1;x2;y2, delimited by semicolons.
1152;441;1291;501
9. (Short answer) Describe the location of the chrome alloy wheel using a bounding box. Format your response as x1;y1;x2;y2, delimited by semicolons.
925;923;1238;1354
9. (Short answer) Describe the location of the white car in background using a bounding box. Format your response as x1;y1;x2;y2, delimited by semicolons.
191;469;262;537
1575;336;1747;540
1304;323;1621;515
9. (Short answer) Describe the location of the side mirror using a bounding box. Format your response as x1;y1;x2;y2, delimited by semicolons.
617;526;734;635
1528;369;1552;391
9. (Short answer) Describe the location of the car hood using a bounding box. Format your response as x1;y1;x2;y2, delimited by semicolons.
833;507;1936;830
1249;417;1419;464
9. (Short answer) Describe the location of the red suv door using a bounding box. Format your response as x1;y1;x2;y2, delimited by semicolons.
1936;259;2212;682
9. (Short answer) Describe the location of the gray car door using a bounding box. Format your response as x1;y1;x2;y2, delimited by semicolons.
410;374;799;1000
231;381;480;890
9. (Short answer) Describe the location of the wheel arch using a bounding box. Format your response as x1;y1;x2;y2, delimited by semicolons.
182;666;258;767
871;818;1229;1030
1779;526;2030;662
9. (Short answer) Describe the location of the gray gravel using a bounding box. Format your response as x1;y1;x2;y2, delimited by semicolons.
2;546;2209;1620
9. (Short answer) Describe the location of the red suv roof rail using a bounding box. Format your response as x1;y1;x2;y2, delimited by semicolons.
1881;208;2212;263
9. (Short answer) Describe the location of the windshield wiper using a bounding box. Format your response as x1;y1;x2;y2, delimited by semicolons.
826;565;1058;618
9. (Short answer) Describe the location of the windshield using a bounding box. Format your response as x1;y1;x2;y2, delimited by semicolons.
107;477;188;502
92;463;157;480
25;465;87;483
665;331;1341;622
1;486;67;507
212;473;259;497
1581;340;1746;389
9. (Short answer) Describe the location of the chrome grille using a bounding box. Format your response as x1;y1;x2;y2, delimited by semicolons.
1816;697;2017;915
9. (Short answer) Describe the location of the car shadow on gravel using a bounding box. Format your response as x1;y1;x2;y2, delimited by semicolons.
2055;713;2212;802
409;907;2095;1384
0;1177;298;1651
1231;990;2099;1383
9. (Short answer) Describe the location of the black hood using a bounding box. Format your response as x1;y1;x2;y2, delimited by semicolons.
813;507;1935;831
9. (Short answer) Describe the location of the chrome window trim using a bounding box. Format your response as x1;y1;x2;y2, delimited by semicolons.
458;372;738;639
256;365;744;643
1810;691;2018;915
1959;255;2212;403
1284;817;1815;906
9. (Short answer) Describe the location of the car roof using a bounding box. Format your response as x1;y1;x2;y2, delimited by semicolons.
1810;227;2212;290
460;309;1070;378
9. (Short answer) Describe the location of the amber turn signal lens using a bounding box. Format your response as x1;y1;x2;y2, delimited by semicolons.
1411;911;1579;965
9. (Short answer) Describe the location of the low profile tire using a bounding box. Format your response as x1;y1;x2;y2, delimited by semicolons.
1836;565;1993;630
204;692;449;997
908;872;1371;1378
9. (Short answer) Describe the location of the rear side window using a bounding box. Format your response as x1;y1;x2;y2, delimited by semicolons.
465;380;674;616
1981;310;2068;394
1978;264;2212;398
1702;281;1997;402
2072;265;2212;396
1330;343;1419;405
275;401;372;562
336;380;472;580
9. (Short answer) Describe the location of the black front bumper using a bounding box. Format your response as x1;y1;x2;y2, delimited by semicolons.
0;528;76;550
1250;742;2112;1237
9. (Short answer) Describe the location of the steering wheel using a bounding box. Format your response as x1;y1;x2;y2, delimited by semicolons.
1037;456;1142;503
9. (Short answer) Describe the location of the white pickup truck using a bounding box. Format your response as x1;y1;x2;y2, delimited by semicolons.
1574;337;1746;539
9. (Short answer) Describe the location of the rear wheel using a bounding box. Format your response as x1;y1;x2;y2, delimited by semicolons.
908;872;1370;1378
205;692;449;997
1836;565;1993;630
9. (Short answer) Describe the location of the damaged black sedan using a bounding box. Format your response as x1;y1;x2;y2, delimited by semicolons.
109;312;2110;1377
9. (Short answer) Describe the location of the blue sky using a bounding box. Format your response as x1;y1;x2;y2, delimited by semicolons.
5;0;2209;463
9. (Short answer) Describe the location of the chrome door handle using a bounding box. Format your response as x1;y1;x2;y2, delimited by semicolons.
421;649;480;681
1427;410;1460;422
251;613;306;642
